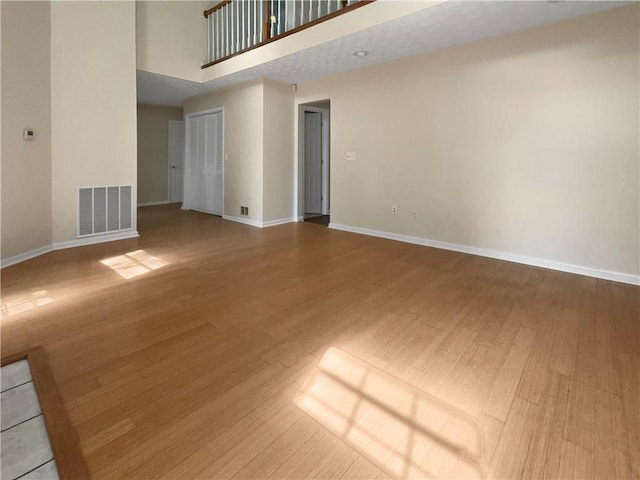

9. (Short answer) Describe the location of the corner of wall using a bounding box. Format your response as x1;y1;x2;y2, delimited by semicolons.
0;1;53;261
184;79;266;223
262;79;295;223
51;1;137;245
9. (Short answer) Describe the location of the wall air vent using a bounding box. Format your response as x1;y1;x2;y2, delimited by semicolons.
78;186;133;237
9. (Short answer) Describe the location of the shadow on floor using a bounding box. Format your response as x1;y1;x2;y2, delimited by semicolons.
304;215;330;226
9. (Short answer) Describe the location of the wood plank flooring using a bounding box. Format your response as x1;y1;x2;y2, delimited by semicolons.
1;204;638;479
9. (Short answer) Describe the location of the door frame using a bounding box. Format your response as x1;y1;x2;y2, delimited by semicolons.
167;120;185;204
300;105;330;217
183;107;225;215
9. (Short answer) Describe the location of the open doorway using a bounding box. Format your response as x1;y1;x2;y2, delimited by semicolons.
300;100;330;226
168;120;185;204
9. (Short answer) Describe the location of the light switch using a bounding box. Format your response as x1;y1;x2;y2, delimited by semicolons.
346;151;356;161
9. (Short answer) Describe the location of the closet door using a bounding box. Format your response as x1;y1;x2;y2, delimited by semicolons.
185;111;223;216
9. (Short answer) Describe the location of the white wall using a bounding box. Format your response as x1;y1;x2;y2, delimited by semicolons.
136;0;210;82
295;5;639;279
1;1;52;260
51;1;138;244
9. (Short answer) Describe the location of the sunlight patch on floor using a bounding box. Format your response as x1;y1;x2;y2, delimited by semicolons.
298;347;487;479
100;250;167;279
0;290;54;320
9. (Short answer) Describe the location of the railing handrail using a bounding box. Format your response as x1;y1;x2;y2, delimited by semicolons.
202;0;375;69
204;1;232;18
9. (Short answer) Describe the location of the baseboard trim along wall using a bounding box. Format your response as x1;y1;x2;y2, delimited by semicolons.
222;214;263;228
137;200;169;207
0;245;54;269
329;223;640;286
52;231;140;251
263;217;296;227
223;215;296;228
6;219;636;285
1;231;140;269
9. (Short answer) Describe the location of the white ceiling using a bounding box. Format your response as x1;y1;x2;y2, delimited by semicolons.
137;0;632;107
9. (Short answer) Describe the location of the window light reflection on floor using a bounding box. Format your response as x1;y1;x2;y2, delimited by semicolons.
100;250;167;279
0;290;54;319
298;347;487;479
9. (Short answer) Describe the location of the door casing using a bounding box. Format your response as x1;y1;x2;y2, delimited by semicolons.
300;105;330;217
168;120;185;204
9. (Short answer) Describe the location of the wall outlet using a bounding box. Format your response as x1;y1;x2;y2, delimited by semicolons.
392;205;398;215
241;206;249;216
412;211;417;222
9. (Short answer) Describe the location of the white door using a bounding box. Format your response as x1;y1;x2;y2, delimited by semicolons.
185;111;223;216
168;120;185;203
304;111;322;214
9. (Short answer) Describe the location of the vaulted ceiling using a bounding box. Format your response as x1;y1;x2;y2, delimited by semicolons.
137;0;632;106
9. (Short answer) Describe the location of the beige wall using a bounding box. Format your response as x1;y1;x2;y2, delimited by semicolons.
137;104;184;204
136;0;210;82
263;79;294;222
306;99;330;110
185;80;264;221
184;78;294;223
1;2;52;259
51;1;138;244
296;5;640;276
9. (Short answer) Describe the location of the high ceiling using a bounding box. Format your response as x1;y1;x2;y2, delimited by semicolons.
137;0;632;107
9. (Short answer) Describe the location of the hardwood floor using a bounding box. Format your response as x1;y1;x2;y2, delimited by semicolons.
1;203;638;479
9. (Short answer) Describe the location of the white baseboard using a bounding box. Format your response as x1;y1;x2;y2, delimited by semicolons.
1;245;54;269
296;216;304;222
329;223;640;286
263;217;296;227
223;215;296;228
1;231;140;269
53;231;140;251
138;200;169;207
223;214;263;228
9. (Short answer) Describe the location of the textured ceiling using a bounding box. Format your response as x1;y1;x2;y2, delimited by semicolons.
137;0;632;107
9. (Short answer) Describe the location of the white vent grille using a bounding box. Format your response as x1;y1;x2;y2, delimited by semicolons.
78;186;133;237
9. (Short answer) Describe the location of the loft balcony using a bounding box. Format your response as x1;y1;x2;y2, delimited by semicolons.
202;0;373;68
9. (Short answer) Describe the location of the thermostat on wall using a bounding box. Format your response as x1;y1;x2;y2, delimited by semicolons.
23;128;35;140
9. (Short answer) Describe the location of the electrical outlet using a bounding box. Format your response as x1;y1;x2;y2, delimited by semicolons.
240;206;249;216
412;211;417;222
392;205;398;215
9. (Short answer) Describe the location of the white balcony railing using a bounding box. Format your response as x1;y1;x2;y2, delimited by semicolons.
203;0;371;67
